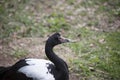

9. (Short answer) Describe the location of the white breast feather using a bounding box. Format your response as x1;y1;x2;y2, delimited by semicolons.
18;59;55;80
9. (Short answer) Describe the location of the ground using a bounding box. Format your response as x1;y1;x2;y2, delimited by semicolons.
0;0;120;80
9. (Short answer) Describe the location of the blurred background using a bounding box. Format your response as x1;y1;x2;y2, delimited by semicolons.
0;0;120;80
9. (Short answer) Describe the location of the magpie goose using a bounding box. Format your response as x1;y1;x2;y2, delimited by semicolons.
0;33;71;80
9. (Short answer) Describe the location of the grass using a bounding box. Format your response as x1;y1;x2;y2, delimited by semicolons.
68;28;120;79
101;32;120;79
0;0;120;80
11;48;28;58
43;13;70;32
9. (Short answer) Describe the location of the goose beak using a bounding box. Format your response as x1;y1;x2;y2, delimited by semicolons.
59;36;77;43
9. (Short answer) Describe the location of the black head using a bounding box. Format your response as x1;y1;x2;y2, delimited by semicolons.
46;33;70;47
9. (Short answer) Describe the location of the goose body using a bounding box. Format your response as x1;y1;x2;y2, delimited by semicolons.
18;59;55;80
0;33;70;80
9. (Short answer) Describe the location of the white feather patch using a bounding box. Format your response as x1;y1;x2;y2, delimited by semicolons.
18;59;55;80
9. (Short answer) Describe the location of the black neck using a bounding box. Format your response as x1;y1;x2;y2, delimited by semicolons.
45;42;69;73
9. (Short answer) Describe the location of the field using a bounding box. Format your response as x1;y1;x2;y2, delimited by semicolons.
0;0;120;80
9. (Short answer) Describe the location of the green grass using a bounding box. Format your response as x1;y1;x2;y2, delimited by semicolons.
99;32;120;79
11;48;28;58
68;28;120;79
66;0;75;5
0;0;29;38
44;13;70;32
